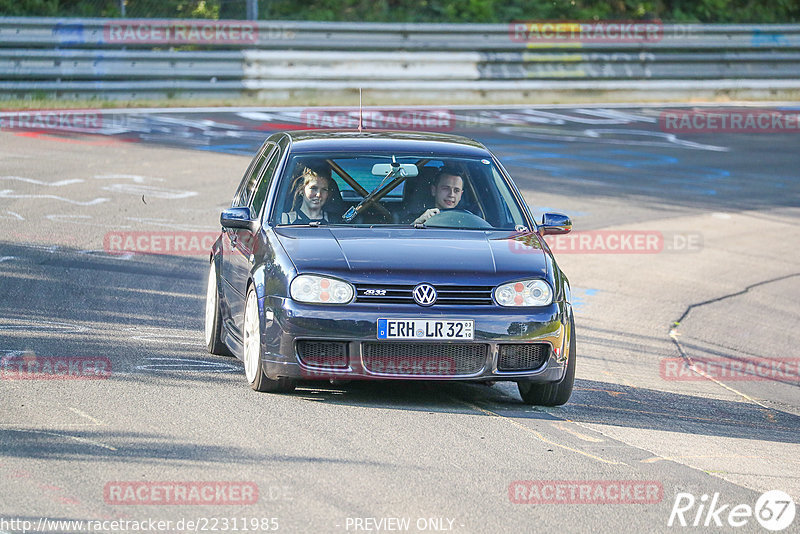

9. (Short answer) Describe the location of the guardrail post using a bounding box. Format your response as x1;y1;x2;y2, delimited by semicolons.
246;0;258;20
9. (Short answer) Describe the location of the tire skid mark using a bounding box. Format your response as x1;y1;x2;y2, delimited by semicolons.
44;214;133;229
598;369;639;389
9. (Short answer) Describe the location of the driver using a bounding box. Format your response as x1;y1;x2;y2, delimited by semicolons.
281;165;334;224
412;167;464;226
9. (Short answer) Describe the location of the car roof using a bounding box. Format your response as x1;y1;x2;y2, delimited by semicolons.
276;130;493;157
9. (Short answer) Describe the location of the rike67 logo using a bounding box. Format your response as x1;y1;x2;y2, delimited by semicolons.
668;490;795;531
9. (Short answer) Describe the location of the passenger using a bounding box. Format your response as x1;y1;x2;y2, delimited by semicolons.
412;166;464;225
281;166;333;224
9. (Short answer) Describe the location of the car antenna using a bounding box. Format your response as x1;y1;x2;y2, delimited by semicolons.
358;87;363;132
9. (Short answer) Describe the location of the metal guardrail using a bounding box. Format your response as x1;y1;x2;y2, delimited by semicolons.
1;18;800;100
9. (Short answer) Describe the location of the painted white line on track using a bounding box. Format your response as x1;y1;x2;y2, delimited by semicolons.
93;173;164;183
101;184;197;199
551;422;605;443
0;320;88;333
668;329;772;410
0;175;83;187
2;211;24;220
135;357;241;373
68;407;106;427
3;428;117;451
0;190;109;205
449;396;624;465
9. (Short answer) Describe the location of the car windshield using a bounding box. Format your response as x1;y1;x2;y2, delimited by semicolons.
270;153;529;230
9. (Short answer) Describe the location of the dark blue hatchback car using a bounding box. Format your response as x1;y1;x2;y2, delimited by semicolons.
205;130;576;405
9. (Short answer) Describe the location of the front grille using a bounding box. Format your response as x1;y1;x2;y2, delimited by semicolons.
362;342;488;375
296;340;349;368
498;343;549;371
355;284;494;306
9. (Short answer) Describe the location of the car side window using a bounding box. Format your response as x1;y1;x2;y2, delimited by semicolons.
250;146;281;218
234;142;274;208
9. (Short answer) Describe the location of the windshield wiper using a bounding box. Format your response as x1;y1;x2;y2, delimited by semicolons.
342;157;404;222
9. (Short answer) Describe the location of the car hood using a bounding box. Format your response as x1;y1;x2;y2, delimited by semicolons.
273;227;549;285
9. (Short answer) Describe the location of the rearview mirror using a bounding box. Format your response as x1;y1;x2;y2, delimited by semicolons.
371;163;419;177
539;213;572;236
220;207;257;231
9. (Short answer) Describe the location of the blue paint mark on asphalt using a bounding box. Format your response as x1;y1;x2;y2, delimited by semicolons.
195;144;258;156
571;287;598;314
496;145;736;196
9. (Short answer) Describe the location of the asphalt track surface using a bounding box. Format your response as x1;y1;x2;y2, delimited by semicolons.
0;105;799;534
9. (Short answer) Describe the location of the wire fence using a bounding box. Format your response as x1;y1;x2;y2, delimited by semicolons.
3;0;799;22
0;0;253;19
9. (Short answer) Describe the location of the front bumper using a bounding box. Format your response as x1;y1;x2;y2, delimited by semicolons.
259;297;571;383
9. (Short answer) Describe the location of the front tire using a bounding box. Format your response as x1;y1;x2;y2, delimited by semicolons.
517;315;576;406
205;261;232;356
243;286;296;393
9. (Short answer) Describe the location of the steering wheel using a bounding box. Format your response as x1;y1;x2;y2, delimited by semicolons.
425;209;492;229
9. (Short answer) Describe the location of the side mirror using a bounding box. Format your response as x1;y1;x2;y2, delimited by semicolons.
220;207;257;231
539;212;572;236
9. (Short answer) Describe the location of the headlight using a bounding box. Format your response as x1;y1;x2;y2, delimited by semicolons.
290;274;354;304
494;279;552;307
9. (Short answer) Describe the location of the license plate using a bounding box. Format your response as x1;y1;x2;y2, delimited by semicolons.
377;319;474;340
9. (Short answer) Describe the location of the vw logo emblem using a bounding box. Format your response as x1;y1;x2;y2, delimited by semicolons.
413;284;437;306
